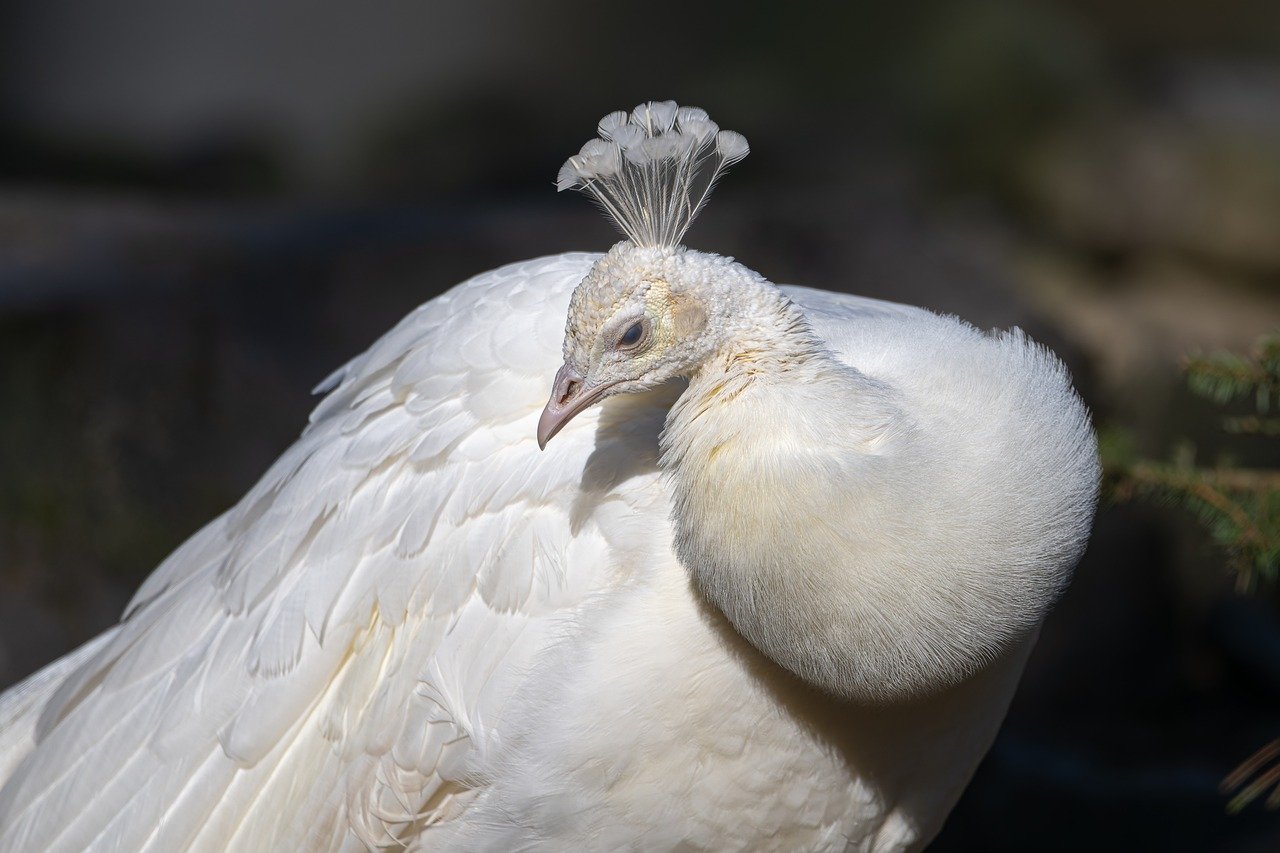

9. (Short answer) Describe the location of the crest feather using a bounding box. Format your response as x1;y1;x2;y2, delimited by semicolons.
556;100;749;248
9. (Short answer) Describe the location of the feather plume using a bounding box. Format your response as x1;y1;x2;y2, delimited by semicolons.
556;100;748;248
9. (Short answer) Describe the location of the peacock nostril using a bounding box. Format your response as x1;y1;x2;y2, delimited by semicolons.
558;380;581;407
538;367;599;450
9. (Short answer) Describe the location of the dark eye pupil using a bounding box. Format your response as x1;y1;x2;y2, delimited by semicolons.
620;322;643;347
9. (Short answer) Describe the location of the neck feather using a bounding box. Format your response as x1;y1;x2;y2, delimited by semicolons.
683;281;831;407
658;282;1051;703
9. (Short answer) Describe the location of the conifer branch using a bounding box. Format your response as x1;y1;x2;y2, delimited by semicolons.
1106;330;1280;813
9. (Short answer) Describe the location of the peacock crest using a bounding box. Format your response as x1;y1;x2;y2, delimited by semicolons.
556;101;749;249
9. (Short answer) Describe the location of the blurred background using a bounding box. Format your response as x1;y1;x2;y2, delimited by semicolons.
1;0;1279;848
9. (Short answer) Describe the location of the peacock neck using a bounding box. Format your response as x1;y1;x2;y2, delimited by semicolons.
657;281;920;701
659;279;866;485
679;283;835;413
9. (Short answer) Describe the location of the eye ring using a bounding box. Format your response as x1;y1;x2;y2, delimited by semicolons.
615;319;646;351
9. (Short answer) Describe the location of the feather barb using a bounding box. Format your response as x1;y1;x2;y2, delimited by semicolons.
556;101;748;248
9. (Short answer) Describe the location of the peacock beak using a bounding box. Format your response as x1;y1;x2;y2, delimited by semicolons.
537;363;617;450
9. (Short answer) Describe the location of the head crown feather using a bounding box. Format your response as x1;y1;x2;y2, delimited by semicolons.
556;101;749;248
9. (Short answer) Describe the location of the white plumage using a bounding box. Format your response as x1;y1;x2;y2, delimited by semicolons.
0;103;1098;851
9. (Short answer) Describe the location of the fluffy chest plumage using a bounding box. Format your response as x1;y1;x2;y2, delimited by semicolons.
427;519;1033;852
426;540;910;852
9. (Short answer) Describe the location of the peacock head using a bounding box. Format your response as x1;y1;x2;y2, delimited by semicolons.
538;102;750;449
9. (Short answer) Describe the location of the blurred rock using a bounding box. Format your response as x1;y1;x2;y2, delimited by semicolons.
1015;249;1280;395
1021;63;1280;273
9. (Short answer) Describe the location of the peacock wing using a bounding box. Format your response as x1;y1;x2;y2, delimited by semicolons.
0;251;670;852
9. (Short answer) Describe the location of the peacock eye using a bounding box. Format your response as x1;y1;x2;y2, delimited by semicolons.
616;320;645;350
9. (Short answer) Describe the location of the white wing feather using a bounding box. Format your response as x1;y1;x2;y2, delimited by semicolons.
0;252;661;852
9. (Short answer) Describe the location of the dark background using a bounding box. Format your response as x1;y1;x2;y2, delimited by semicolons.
2;1;1279;849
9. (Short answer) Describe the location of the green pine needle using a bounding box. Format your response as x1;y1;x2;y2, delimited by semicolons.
1108;330;1280;595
